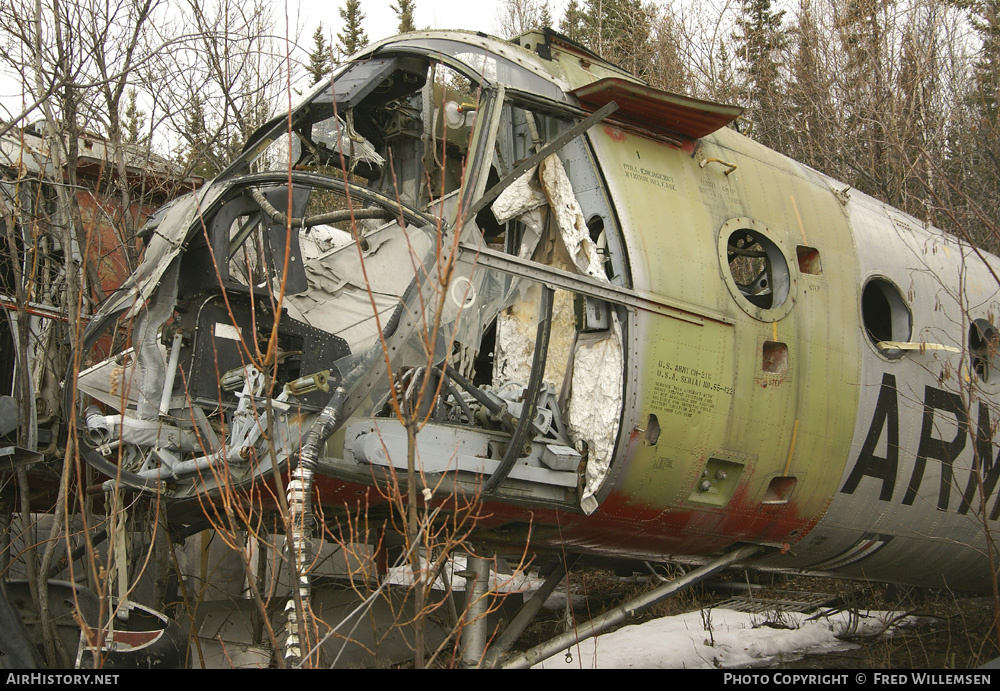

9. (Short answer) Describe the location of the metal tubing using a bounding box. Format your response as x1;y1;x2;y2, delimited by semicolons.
283;463;315;667
158;329;184;418
500;544;765;669
460;555;492;668
250;187;393;230
284;386;347;666
84;406;112;446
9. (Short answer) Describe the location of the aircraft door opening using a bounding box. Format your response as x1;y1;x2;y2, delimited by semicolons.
344;93;632;513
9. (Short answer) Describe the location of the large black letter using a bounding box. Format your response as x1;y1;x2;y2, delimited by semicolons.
841;373;899;501
958;401;1000;518
903;386;968;510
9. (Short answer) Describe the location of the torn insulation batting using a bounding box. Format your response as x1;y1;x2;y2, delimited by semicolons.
493;154;622;514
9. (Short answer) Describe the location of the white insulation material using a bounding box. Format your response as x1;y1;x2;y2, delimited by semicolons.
493;154;623;514
539;155;605;280
493;164;547;224
494;282;578;393
494;164;546;260
572;314;623;515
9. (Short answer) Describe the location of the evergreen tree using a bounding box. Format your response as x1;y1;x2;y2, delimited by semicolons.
962;0;1000;249
392;0;416;33
646;7;688;92
560;0;587;42
971;0;1000;122
731;0;787;150
183;91;218;178
787;0;834;172
711;38;741;110
495;0;550;38
894;3;942;220
122;87;146;147
539;1;553;28
837;0;893;202
307;23;333;85
588;0;641;55
337;0;368;58
565;0;655;78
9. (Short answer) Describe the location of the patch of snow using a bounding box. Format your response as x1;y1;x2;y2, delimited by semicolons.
533;608;911;669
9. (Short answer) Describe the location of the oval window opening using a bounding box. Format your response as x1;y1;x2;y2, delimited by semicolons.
861;278;911;357
970;319;1000;383
725;229;789;310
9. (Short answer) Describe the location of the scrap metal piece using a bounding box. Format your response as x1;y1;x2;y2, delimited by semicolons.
0;446;42;472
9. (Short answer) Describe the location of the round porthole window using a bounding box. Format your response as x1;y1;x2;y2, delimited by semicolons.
718;218;795;321
970;318;1000;383
860;277;912;359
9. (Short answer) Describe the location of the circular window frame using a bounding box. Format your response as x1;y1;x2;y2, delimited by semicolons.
860;275;912;361
969;317;1000;387
717;218;796;322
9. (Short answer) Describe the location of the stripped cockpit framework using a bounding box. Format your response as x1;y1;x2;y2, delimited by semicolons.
66;36;646;664
73;33;634;531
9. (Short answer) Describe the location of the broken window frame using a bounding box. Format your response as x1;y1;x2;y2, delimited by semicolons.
718;218;795;322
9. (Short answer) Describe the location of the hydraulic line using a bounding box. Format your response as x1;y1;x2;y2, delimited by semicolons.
250;187;394;230
283;385;347;666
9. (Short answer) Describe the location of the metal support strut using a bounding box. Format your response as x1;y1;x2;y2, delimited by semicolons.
498;544;767;669
484;553;580;667
460;555;492;668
